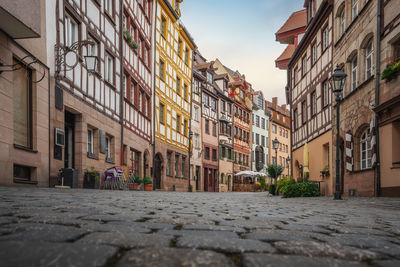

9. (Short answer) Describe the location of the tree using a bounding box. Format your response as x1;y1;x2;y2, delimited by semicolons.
267;165;284;182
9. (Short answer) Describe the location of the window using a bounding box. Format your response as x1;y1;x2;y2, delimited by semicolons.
272;124;277;134
87;129;93;154
360;128;372;170
65;14;78;47
130;81;135;103
351;55;358;90
311;91;317;116
279;128;282;136
207;72;213;84
194;79;199;93
159;103;165;124
339;9;345;36
178;39;182;58
302;101;307;124
205;147;210;160
261;118;265;129
365;41;374;80
212;149;217;161
13;59;32;148
105;136;111;160
255;115;260;127
302;56;307;76
211;98;217;111
167;152;172;175
159;59;165;81
323;80;329;107
203;93;209;106
256;134;260;145
212;122;217;137
105;52;114;84
194;134;199;148
228;103;232;115
87;36;99;71
138;38;142;59
205;119;209;134
193;106;199;121
161;16;166;38
181;157;186;177
261;135;265;147
220;100;225;112
175;155;179;176
183;83;188;101
184;119;188;136
176;115;180;133
394;39;400;62
184;48;189;65
311;42;317;65
322;26;329;51
294;67;299;84
176;76;181;95
352;0;359;21
105;0;113;16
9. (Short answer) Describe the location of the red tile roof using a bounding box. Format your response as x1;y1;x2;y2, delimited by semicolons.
275;9;307;36
276;44;296;63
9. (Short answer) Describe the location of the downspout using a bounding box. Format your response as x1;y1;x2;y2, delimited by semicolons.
152;0;158;190
119;0;124;165
375;0;382;197
188;51;194;192
287;67;293;178
48;67;51;186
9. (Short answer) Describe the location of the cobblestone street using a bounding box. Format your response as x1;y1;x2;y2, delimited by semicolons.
0;187;399;267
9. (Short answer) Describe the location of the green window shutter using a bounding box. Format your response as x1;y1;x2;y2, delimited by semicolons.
218;146;222;160
232;150;235;161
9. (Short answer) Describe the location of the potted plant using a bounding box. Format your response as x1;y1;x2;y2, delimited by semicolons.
83;167;100;189
129;173;142;190
321;166;330;177
143;176;153;191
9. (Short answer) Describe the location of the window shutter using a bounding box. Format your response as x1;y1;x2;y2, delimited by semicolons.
218;146;222;159
370;117;377;167
55;86;63;110
99;130;106;154
232;150;235;161
345;132;353;172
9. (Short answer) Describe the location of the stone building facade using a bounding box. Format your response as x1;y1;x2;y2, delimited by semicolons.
0;0;50;186
153;0;195;191
288;0;334;195
332;0;378;197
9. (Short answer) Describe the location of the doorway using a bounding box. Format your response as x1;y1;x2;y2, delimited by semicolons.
154;153;162;190
195;166;200;191
64;111;75;169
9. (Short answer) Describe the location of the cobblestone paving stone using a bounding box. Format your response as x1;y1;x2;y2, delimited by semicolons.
0;187;399;267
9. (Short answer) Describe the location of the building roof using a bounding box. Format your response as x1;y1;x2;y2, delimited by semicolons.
275;9;307;36
195;62;213;70
276;44;296;63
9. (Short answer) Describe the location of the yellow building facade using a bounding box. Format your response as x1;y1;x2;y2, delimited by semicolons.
153;0;195;191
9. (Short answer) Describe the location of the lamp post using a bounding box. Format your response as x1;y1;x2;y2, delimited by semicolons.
272;137;280;179
286;156;291;177
329;65;347;200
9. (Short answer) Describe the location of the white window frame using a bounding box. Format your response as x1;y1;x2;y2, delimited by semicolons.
130;83;135;103
360;128;372;170
139;91;143;112
207;72;213;84
339;10;345;36
105;52;114;84
352;0;359;21
365;42;374;80
311;91;317;116
105;0;113;15
323;27;329;50
105;136;111;159
87;129;93;154
351;56;358;90
323;80;329;107
312;43;317;64
65;15;78;47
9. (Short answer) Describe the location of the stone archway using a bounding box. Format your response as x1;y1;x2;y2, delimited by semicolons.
154;153;163;190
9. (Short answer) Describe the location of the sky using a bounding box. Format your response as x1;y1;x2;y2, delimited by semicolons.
180;0;304;106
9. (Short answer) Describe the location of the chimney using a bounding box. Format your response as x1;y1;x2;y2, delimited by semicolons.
282;104;287;110
272;97;278;108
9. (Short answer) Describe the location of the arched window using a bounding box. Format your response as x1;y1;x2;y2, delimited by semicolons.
339;9;345;36
365;41;374;79
352;0;359;21
360;128;372;170
351;55;358;90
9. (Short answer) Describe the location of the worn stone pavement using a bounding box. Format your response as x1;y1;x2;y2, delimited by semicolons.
0;187;399;267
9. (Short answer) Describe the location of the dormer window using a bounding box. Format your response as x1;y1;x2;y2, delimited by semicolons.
207;72;213;84
308;0;315;22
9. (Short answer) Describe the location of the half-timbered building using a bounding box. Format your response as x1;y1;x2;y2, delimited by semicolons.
153;0;195;191
196;61;219;192
47;0;123;186
288;0;334;195
122;0;153;182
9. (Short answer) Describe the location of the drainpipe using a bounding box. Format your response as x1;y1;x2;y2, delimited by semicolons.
287;67;293;178
119;0;124;165
375;0;382;197
152;0;158;190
